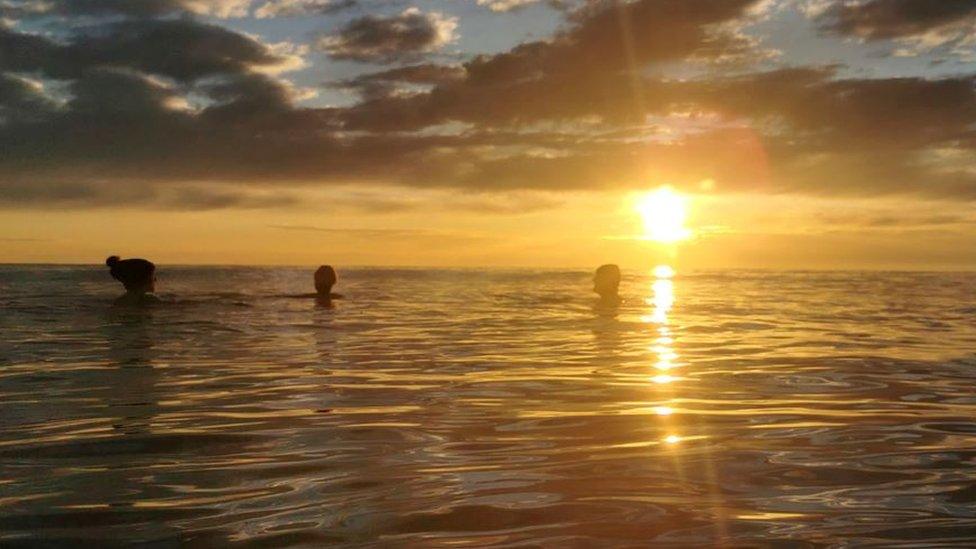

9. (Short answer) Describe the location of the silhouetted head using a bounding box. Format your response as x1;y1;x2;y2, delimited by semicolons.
106;256;156;294
593;264;621;299
314;265;337;295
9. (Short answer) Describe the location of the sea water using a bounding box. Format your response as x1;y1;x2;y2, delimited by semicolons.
2;266;976;546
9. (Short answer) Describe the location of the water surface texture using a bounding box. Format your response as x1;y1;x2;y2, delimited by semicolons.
2;266;976;546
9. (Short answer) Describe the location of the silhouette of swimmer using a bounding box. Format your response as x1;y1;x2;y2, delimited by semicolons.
286;265;343;304
106;256;161;306
314;265;342;298
593;264;621;306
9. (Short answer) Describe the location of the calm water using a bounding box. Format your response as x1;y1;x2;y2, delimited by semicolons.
2;266;976;547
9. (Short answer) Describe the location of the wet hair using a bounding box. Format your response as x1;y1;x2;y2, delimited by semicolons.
594;264;621;297
314;265;337;295
106;256;156;293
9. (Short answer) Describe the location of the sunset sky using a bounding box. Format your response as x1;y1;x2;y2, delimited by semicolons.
2;0;976;269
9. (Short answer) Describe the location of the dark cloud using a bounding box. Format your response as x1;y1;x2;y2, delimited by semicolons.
315;7;458;63
816;212;976;228
0;0;46;19
332;63;465;99
0;180;300;210
476;0;578;13
339;0;768;130
68;68;180;116
73;19;282;82
450;193;563;214
0;0;250;19
164;187;299;210
0;14;314;201
268;224;489;244
685;68;976;149
201;73;295;120
269;224;433;236
2;0;976;211
0;73;58;123
26;0;185;18
0;25;66;75
254;0;359;18
818;0;976;41
0;19;283;81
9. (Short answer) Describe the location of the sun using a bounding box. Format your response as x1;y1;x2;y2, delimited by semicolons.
634;187;691;243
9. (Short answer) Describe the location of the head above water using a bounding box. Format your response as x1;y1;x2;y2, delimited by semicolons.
593;264;621;298
314;265;337;295
106;256;156;294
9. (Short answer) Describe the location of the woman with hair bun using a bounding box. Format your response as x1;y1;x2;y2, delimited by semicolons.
105;255;161;306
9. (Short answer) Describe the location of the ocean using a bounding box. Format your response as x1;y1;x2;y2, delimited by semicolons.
2;266;976;546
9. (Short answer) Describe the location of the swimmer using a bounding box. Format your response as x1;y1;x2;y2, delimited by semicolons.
285;265;343;304
593;264;621;306
106;255;161;307
314;265;342;300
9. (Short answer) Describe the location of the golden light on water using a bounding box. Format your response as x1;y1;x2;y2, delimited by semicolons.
653;265;675;279
653;347;677;359
635;187;692;243
649;265;683;448
649;278;674;324
648;269;678;383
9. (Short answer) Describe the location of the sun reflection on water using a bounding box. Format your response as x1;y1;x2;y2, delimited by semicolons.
645;265;726;542
653;265;676;279
649;265;680;427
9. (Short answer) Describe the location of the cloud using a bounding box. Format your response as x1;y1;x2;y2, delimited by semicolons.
816;212;976;229
254;0;358;18
269;224;430;236
315;7;458;63
0;180;300;210
332;62;465;99
2;0;976;213
268;224;488;243
0;73;59;123
184;0;253;17
0;0;185;18
474;0;578;12
0;0;251;18
0;19;285;81
816;0;976;56
818;0;976;40
68;68;184;115
476;0;540;12
337;0;771;130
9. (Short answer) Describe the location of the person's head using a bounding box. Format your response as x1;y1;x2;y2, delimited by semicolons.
314;265;337;295
593;264;621;298
106;256;156;294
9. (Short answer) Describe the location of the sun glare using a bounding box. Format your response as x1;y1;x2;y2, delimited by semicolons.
653;265;675;279
635;187;691;243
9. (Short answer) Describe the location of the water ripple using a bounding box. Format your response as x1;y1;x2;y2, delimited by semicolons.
1;267;976;546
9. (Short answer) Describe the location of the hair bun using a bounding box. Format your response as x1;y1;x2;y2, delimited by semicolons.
106;255;120;267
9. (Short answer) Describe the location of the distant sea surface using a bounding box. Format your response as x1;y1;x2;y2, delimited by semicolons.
3;266;976;547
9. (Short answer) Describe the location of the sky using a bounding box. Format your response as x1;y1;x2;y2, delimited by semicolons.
2;0;976;270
